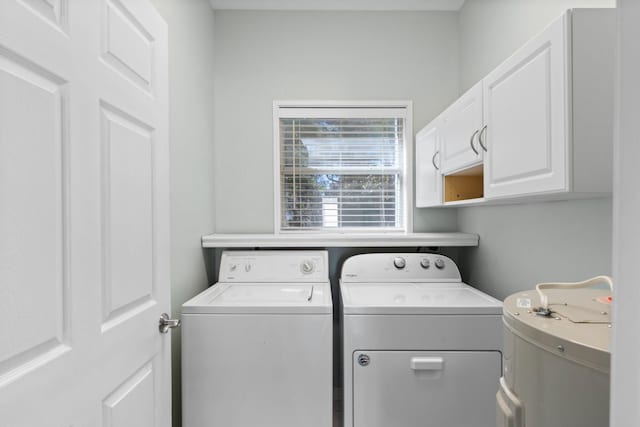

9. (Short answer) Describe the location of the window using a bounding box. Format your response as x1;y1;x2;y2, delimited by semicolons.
274;101;412;232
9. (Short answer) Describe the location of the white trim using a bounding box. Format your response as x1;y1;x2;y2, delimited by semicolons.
272;101;281;233
273;100;413;234
209;0;466;12
275;100;413;108
611;2;640;425
404;101;414;232
278;108;407;119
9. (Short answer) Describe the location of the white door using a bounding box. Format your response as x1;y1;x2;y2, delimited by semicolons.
440;81;483;174
0;1;171;426
415;120;442;207
483;13;568;199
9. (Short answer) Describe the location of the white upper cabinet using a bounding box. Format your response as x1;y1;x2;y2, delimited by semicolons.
483;9;614;199
440;82;484;174
483;13;567;198
414;8;614;208
415;118;443;207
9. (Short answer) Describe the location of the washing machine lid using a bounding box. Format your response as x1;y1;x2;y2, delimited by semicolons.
503;288;611;373
182;282;332;314
340;282;502;315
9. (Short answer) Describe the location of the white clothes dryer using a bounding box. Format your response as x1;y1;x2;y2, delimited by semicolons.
340;253;503;427
182;251;333;427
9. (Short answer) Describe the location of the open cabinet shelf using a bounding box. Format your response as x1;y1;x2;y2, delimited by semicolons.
444;165;484;203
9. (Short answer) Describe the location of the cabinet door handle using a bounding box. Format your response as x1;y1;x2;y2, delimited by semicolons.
470;130;480;155
431;151;440;170
479;125;488;152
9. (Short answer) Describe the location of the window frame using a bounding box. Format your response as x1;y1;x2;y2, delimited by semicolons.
273;100;413;234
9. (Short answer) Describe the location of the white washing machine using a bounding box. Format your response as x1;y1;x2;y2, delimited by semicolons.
340;253;503;427
182;251;333;427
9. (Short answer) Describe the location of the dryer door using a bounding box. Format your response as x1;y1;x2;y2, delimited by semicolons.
352;350;501;427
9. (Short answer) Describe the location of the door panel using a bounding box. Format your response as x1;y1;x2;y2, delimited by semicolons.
488;47;552;182
103;361;156;427
484;13;568;199
415;120;442;207
16;0;69;33
101;0;155;94
100;102;155;326
441;81;483;174
353;351;501;427
0;49;68;375
0;0;170;425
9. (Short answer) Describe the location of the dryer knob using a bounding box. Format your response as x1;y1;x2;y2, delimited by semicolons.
420;258;430;269
393;257;406;269
435;258;445;269
358;354;370;367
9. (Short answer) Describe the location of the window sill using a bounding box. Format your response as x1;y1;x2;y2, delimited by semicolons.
201;232;479;248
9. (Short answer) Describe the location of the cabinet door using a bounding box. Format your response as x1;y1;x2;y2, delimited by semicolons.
415;121;442;207
353;351;501;427
441;81;483;174
483;13;569;199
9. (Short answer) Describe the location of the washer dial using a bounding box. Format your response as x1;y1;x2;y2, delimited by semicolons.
301;260;315;274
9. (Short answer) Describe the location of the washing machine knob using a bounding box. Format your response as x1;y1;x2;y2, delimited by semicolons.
393;257;406;269
434;258;445;269
301;260;315;274
420;258;430;269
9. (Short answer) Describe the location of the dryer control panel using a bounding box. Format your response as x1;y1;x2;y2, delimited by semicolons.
220;251;328;283
341;253;461;283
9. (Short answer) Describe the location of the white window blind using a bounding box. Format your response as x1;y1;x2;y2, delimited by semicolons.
276;104;410;232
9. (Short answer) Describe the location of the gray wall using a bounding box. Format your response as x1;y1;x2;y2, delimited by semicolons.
213;10;461;233
456;0;615;299
147;1;216;426
459;0;615;92
458;199;612;300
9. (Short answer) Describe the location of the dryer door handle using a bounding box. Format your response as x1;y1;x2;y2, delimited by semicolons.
410;357;444;371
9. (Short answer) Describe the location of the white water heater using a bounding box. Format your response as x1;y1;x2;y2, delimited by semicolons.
497;277;612;427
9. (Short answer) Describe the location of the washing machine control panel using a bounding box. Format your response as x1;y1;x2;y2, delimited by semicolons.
300;260;315;274
220;251;328;282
